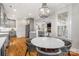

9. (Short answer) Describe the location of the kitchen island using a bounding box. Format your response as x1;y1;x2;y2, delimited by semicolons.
0;32;9;56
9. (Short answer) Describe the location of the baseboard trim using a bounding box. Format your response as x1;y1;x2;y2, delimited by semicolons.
16;35;25;38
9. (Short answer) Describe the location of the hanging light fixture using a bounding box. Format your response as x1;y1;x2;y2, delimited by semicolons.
39;3;50;18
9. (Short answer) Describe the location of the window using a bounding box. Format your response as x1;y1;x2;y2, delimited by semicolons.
57;12;69;39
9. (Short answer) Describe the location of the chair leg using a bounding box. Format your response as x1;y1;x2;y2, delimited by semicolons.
25;48;28;56
25;44;31;56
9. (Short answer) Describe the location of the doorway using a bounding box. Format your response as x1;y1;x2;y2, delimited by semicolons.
47;23;51;33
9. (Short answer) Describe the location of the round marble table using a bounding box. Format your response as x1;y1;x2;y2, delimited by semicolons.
31;37;64;48
31;37;65;56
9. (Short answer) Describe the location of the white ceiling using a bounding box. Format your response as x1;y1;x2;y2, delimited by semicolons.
3;3;71;20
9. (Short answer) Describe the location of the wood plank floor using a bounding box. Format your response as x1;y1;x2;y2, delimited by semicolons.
5;37;38;56
65;52;79;56
5;37;79;56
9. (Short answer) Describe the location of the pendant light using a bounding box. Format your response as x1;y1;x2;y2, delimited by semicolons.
39;3;50;18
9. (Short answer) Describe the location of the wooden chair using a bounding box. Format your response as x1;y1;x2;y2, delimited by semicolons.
25;40;38;56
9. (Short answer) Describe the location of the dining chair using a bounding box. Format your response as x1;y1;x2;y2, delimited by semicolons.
60;39;72;56
25;38;38;56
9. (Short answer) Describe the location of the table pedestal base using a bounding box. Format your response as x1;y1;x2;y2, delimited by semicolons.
36;48;62;56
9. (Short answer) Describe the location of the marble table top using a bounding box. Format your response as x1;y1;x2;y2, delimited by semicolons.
31;37;65;48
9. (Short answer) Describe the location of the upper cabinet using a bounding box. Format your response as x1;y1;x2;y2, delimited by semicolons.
0;3;16;28
0;3;7;27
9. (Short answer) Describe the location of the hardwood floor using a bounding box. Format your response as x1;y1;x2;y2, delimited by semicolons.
5;37;79;56
5;37;38;56
64;52;79;56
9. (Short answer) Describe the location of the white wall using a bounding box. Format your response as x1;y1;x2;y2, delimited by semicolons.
16;19;26;37
71;4;79;50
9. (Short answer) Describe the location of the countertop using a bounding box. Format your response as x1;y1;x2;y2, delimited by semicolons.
0;37;7;49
